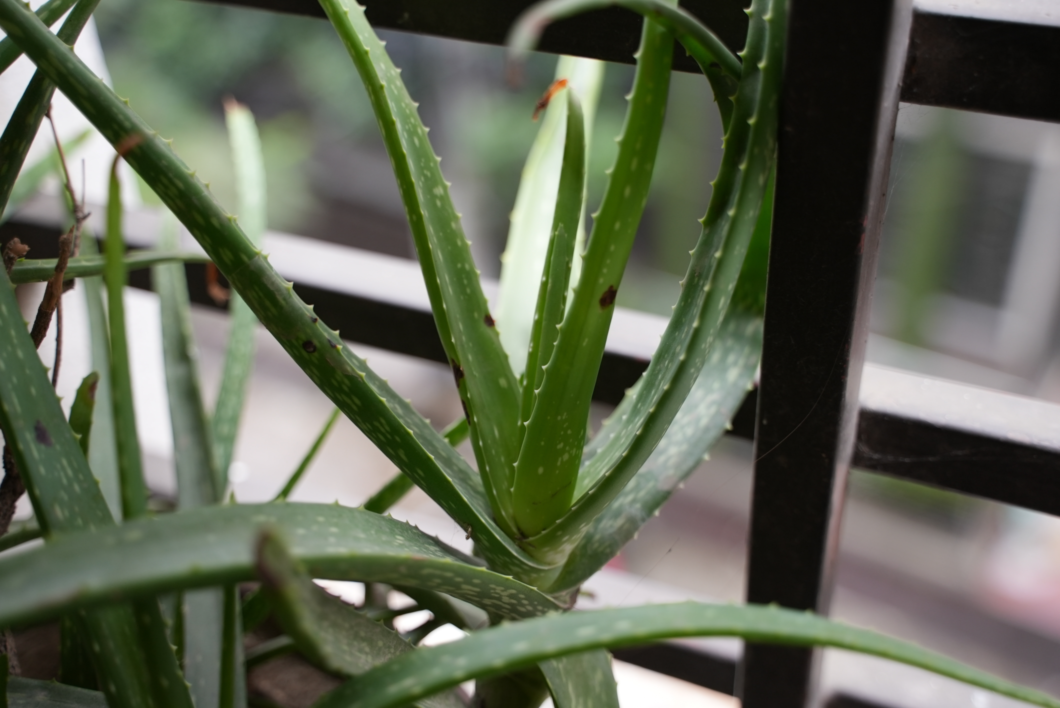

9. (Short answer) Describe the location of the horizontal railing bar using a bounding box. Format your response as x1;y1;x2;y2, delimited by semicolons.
192;0;1060;122
5;197;1060;512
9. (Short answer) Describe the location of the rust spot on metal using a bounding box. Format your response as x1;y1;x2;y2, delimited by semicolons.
34;421;53;447
599;285;617;309
302;340;317;353
484;312;495;328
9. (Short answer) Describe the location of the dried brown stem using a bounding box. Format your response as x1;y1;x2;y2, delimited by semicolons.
52;296;63;387
2;238;29;276
29;227;73;349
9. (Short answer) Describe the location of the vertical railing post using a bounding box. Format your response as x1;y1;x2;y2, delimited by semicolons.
736;0;913;706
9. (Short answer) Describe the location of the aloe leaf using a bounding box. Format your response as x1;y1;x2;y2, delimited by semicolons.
509;0;740;131
0;0;99;218
275;408;340;501
363;417;469;515
497;56;603;378
59;614;96;690
0;518;40;552
0;503;563;629
157;216;222;509
256;530;464;708
551;306;762;592
244;635;293;668
316;602;1060;708
219;585;247;708
511;3;676;539
155;207;236;708
10;251;210;284
516;90;584;447
0;228;191;708
2;129;91;225
320;0;522;536
539;651;618;708
525;0;783;562
105;159;149;519
68;371;99;457
0;0;76;74
0;0;550;580
392;586;487;632
79;236;121;520
7;677;107;708
508;0;740;82
213;101;266;481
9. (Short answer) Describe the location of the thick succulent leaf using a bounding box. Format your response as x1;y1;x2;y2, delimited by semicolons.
0;503;563;629
551;306;762;592
0;0;550;580
497;56;603;378
0;0;98;217
525;0;783;562
79;236;121;520
320;0;522;535
516;91;585;448
105;163;150;519
10;250;209;284
512;4;675;539
539;651;618;708
362;417;468;515
275;408;340;501
7;677;106;708
220;585;247;708
157;217;222;510
2;129;90;225
257;531;464;708
393;586;488;632
323;2;529;537
213;101;267;481
0;0;76;74
315;602;1060;708
508;0;739;81
508;0;741;129
146;206;233;708
68;371;99;457
0;518;40;552
58;614;96;690
0;238;191;708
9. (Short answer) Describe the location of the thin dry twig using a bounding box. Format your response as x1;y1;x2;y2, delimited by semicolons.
52;296;64;387
29;227;73;349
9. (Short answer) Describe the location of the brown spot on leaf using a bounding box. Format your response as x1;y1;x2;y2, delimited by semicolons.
327;339;339;349
302;340;317;353
484;312;495;328
461;399;471;422
311;317;319;324
115;132;144;157
205;262;231;305
34;421;53;447
599;285;617;309
450;358;465;386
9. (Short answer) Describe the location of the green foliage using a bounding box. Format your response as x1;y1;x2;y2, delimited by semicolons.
0;0;1046;707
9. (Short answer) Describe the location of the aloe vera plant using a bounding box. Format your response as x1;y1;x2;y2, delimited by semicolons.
0;0;1057;707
